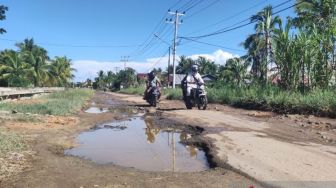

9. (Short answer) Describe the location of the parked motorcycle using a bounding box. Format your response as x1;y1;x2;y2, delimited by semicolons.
182;84;207;110
145;86;160;107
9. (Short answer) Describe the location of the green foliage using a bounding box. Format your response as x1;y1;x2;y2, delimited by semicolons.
164;86;336;116
93;68;137;90
165;89;183;100
0;38;75;87
0;89;93;115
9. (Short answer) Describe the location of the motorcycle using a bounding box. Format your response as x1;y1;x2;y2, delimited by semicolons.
182;83;208;110
145;86;160;107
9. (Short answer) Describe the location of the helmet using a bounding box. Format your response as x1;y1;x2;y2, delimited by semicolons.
148;70;156;79
191;65;198;75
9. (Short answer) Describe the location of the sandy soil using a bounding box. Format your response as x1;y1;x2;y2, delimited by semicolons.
0;92;258;188
109;92;336;188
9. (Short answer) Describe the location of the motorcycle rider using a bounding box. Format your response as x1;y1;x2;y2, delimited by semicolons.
144;70;161;100
181;65;205;100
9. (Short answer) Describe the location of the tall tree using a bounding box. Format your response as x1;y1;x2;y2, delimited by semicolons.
218;58;249;86
50;56;75;86
250;5;281;84
0;50;30;87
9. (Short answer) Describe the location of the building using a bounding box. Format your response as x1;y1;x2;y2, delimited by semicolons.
168;74;186;86
201;74;217;83
137;73;147;83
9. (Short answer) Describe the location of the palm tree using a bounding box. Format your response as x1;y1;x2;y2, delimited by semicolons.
220;58;250;86
0;50;30;87
23;49;50;87
243;33;266;82
16;38;37;52
196;56;218;75
106;70;115;88
50;56;75;87
251;5;281;84
176;56;195;74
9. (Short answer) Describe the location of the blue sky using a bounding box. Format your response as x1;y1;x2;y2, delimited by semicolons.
0;0;295;81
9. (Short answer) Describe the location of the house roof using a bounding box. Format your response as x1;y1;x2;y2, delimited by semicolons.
202;74;217;81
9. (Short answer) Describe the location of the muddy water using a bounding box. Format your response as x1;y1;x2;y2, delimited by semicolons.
65;115;209;172
85;107;109;114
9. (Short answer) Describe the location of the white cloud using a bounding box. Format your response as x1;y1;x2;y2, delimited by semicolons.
72;49;238;82
188;49;239;65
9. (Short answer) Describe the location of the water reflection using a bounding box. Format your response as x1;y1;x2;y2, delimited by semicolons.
65;115;209;172
85;107;109;114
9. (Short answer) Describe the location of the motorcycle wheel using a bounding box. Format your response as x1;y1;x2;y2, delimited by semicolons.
185;96;193;109
198;96;208;110
151;94;157;107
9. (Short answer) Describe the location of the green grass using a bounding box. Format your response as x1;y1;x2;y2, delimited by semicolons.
0;132;26;157
0;89;94;116
165;86;336;117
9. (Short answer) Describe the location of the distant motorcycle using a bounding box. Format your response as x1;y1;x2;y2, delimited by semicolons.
182;83;207;110
145;86;160;107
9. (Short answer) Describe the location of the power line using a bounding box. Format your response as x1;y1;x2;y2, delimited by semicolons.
183;0;204;12
129;0;184;60
0;38;152;48
185;0;269;35
179;37;247;52
182;0;303;40
184;0;222;21
147;48;170;72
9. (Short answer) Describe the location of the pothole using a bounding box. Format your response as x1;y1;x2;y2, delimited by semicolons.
65;114;209;172
85;107;109;114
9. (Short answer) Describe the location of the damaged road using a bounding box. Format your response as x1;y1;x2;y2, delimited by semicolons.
110;92;336;188
0;92;258;188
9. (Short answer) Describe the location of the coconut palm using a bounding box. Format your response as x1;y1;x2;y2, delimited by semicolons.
0;50;31;87
243;33;266;82
50;56;75;87
23;48;50;87
220;58;250;86
250;5;281;84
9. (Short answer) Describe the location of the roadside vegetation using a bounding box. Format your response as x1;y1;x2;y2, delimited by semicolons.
0;89;93;116
99;1;336;117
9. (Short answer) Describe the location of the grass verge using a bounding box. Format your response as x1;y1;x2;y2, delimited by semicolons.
0;89;94;116
116;86;336;117
165;86;336;117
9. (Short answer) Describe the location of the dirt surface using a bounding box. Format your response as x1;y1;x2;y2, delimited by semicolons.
0;92;258;188
109;92;336;188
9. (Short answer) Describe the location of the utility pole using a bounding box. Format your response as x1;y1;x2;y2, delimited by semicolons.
168;46;171;87
167;10;184;89
114;67;120;74
121;56;130;70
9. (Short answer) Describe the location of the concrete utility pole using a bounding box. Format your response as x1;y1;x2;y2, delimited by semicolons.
168;46;171;87
121;56;130;70
167;10;184;89
114;67;120;74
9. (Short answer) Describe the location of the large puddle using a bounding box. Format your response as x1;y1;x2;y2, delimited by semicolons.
65;115;209;172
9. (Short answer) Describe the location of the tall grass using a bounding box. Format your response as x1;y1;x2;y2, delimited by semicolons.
165;86;336;117
0;89;94;116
